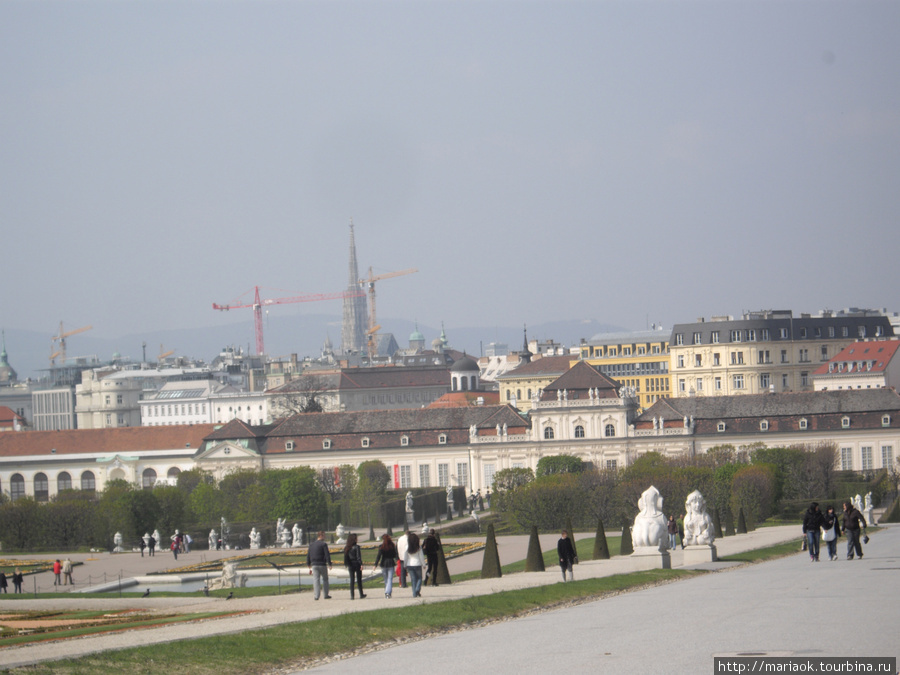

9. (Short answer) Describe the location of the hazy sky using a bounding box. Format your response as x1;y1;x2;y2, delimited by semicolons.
2;0;899;345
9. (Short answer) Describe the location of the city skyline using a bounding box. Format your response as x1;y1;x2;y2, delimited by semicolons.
2;2;898;344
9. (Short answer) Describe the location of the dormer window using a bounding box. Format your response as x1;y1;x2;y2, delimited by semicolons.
285;440;295;452
323;439;332;450
760;420;769;431
799;418;808;430
717;422;726;432
841;416;850;429
438;434;447;445
882;415;891;427
361;437;370;448
400;435;409;446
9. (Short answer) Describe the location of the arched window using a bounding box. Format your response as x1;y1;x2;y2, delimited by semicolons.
10;474;25;500
142;468;157;490
81;471;96;491
574;425;585;438
517;389;522;400
461;377;468;391
604;424;616;438
167;467;181;480
506;390;511;400
34;472;49;502
58;471;72;492
451;378;458;392
544;427;555;439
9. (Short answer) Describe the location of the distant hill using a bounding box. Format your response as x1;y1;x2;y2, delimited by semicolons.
2;316;628;381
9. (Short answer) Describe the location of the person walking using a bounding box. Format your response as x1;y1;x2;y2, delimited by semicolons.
12;568;23;593
404;532;425;598
822;505;841;561
52;559;62;586
396;530;409;588
62;558;74;586
557;529;577;582
667;515;679;551
422;529;441;586
139;537;146;557
802;502;825;562
307;531;332;600
0;571;7;594
374;534;398;598
148;534;156;556
842;501;867;560
343;533;365;600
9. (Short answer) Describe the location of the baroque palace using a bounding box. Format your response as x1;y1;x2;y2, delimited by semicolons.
2;360;899;501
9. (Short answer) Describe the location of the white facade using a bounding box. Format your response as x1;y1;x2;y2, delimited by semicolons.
75;369;143;429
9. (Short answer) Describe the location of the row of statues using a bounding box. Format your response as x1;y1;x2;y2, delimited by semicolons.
631;485;715;550
249;521;305;549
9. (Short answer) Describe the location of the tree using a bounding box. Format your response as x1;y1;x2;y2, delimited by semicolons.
318;464;358;502
730;464;776;525
535;454;584;478
176;468;213;496
154;486;188;535
353;460;391;532
275;467;327;527
189;481;226;525
270;373;334;417
492;467;534;492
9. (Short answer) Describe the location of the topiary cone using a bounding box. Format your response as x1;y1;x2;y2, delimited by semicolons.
712;507;723;539
565;515;578;561
480;523;502;578
524;525;545;572
725;508;735;537
881;496;900;523
737;508;748;534
619;520;633;556
435;542;452;585
593;517;610;560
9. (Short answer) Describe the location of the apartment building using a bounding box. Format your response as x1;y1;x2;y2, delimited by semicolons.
579;329;670;409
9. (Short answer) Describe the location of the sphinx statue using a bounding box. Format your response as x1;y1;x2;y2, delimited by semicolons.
684;490;716;546
631;485;668;550
335;523;347;544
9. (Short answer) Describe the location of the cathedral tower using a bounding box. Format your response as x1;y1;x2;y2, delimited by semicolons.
341;220;369;354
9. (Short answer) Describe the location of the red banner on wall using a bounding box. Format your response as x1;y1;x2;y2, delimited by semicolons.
393;464;400;489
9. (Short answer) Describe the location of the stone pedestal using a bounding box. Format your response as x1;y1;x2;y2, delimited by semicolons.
682;544;718;565
621;546;671;572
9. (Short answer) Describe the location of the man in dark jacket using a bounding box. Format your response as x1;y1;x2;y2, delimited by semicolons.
802;502;825;562
557;529;576;582
841;501;867;560
422;529;441;586
307;531;333;600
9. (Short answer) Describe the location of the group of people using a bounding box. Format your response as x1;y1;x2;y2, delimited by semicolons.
802;501;868;562
305;528;445;601
52;558;74;586
0;568;25;593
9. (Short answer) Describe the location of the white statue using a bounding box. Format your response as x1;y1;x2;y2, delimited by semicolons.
406;491;414;513
209;561;248;590
249;527;261;549
152;529;162;549
142;532;151;549
853;494;863;511
631;485;668;550
864;492;873;511
446;485;454;505
335;523;347;544
684;490;716;546
292;523;302;547
208;529;217;551
113;531;124;553
220;517;229;548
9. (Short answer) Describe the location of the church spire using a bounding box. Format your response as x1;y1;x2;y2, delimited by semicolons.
341;219;369;354
520;323;532;364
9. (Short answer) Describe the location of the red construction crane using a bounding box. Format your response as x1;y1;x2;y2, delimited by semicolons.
213;286;363;357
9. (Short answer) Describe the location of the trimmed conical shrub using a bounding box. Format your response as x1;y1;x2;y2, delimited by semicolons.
480;523;502;578
446;501;453;521
565;515;578;560
525;525;545;572
435;542;452;585
880;496;900;523
713;508;723;539
737;508;748;534
593;517;610;560
435;509;441;525
725;509;735;537
619;520;633;555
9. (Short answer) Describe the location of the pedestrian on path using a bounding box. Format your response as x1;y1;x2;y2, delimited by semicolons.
307;531;332;600
396;530;409;588
374;533;398;599
423;529;440;586
822;505;841;561
667;515;679;550
405;532;425;598
842;501;867;560
148;535;156;556
0;571;7;593
12;568;23;593
171;540;179;560
343;533;365;600
803;502;824;562
62;558;73;585
53;559;62;586
557;529;576;582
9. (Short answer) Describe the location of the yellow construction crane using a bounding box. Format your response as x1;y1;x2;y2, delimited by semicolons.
358;267;417;359
158;344;175;362
50;322;92;366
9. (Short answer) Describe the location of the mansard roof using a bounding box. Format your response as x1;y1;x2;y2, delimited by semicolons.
813;340;900;376
540;361;620;401
337;366;450;390
0;424;218;459
204;418;278;440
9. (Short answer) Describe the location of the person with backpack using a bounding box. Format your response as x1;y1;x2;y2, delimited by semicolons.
842;501;867;560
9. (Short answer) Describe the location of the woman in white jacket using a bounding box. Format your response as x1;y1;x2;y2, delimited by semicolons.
404;532;425;598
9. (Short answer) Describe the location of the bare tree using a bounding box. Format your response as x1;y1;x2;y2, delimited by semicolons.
269;373;336;418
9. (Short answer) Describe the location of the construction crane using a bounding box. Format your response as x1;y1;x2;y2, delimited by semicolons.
358;267;417;359
50;322;92;366
158;344;175;362
212;286;364;357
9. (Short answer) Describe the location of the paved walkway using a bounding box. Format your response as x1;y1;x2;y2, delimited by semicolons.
0;525;808;670
306;525;900;674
